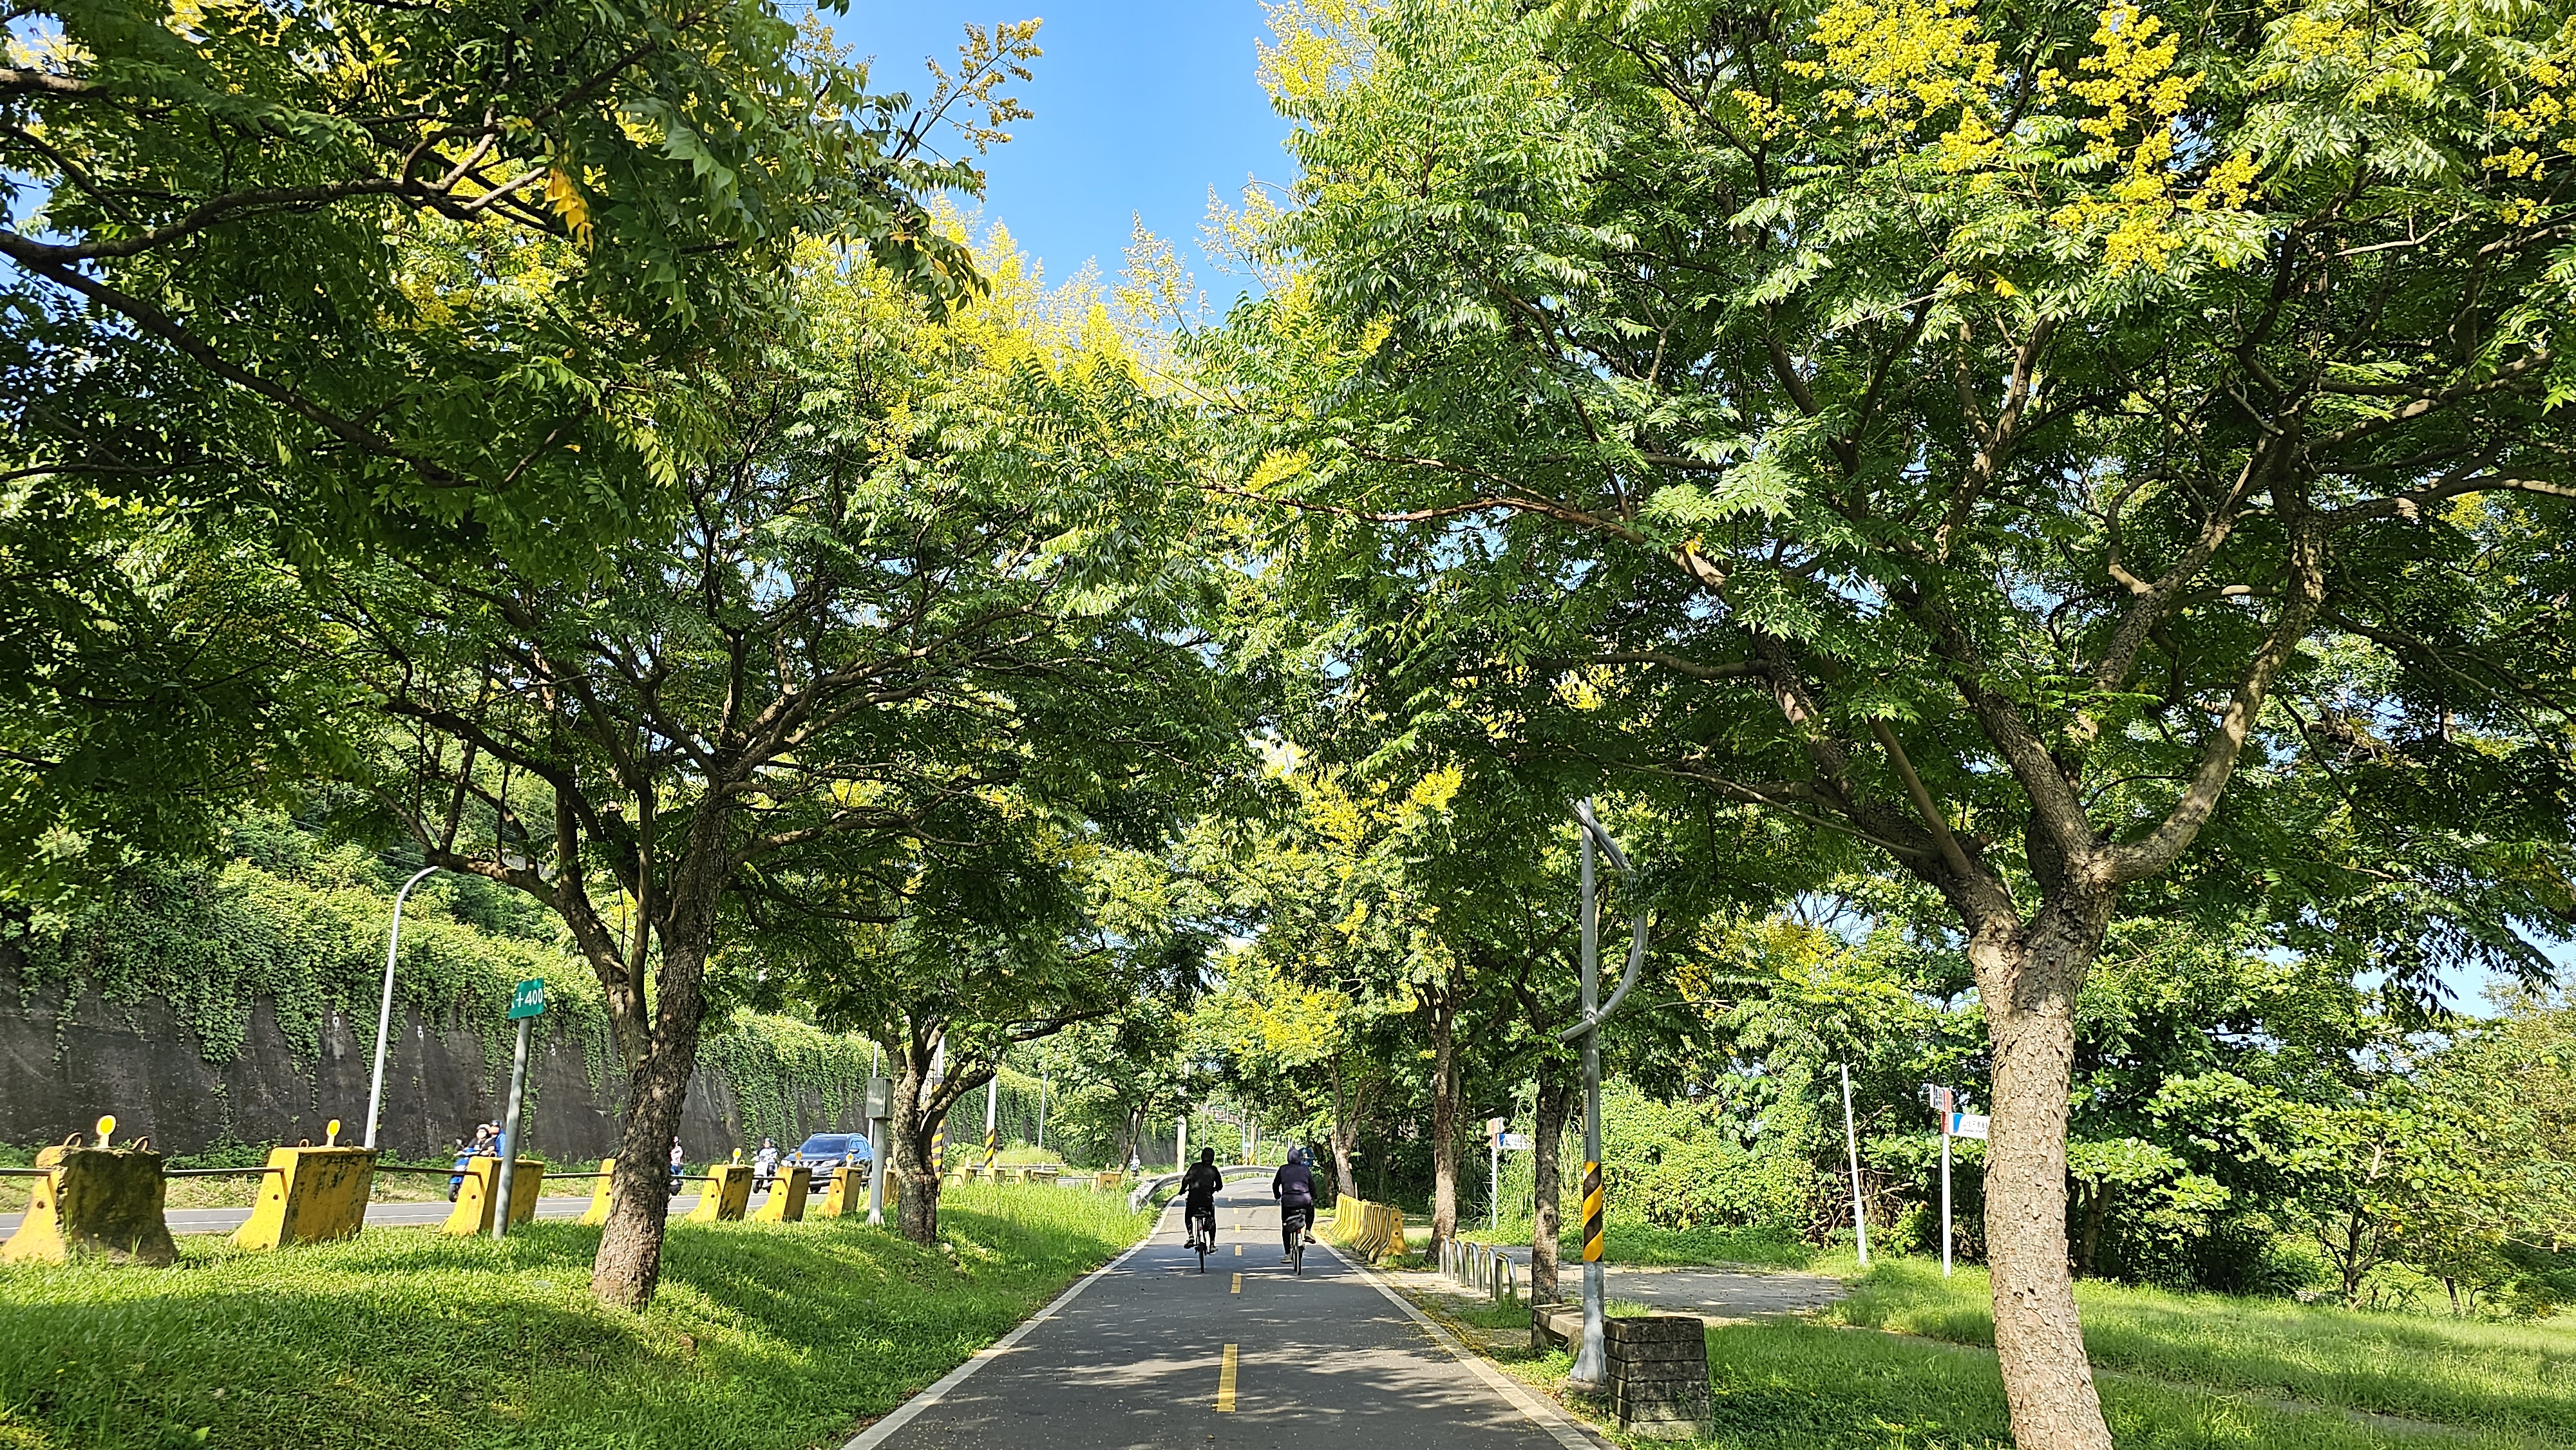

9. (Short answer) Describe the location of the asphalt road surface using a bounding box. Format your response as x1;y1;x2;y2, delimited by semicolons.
1475;1244;1847;1321
855;1178;1596;1450
0;1193;704;1238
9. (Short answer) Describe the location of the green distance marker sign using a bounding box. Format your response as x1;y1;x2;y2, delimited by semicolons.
509;978;547;1020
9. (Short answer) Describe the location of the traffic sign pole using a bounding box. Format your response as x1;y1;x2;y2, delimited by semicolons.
1843;1064;1869;1268
493;979;544;1240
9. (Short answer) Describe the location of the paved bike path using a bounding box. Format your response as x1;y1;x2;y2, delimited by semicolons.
860;1179;1595;1450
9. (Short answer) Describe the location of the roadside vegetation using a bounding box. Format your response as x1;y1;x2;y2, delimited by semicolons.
1403;1251;2575;1450
0;1183;1145;1449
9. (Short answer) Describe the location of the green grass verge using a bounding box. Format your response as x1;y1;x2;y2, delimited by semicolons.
0;1181;1145;1450
1831;1259;2576;1442
1692;1319;2536;1450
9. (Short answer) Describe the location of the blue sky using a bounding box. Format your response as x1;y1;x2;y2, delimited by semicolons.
831;3;1288;303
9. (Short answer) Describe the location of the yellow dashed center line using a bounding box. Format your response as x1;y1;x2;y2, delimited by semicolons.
1233;1243;1242;1256
1215;1342;1238;1412
1230;1272;1242;1294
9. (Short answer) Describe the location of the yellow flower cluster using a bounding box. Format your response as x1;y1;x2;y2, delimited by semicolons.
1774;0;2257;272
2483;15;2575;220
2047;5;2204;272
1788;0;2004;142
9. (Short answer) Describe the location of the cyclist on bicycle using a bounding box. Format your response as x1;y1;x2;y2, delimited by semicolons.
1179;1147;1222;1253
1271;1146;1317;1262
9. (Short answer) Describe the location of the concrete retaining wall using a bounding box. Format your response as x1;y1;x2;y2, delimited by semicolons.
0;952;838;1162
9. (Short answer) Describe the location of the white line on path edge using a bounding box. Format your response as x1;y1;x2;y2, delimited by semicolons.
838;1202;1606;1450
838;1202;1177;1450
1321;1241;1612;1450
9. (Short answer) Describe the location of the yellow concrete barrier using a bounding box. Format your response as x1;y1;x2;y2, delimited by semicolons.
812;1165;857;1218
232;1142;375;1250
1321;1196;1406;1266
578;1159;617;1226
685;1162;754;1222
440;1158;543;1236
752;1164;813;1223
2;1120;176;1266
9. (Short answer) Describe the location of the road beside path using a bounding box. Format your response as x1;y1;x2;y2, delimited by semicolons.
1465;1243;1846;1321
857;1179;1600;1450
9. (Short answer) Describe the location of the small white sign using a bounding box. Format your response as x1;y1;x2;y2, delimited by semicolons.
1499;1133;1534;1151
1947;1113;1990;1140
1927;1085;1955;1115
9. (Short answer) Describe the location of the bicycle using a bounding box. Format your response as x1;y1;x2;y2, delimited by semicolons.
1287;1207;1311;1276
1188;1204;1217;1272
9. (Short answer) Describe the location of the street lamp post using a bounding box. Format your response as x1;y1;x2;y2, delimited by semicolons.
363;866;441;1151
1561;800;1650;1391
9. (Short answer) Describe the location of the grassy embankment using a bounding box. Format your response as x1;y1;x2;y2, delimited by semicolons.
1414;1254;2575;1449
0;1181;1146;1450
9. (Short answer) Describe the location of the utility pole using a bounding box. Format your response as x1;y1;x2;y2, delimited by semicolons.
1036;1070;1048;1154
1561;800;1650;1391
1176;1115;1187;1173
1843;1064;1870;1268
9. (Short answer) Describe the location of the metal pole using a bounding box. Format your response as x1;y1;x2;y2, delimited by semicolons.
1941;1115;1954;1278
1037;1071;1048;1153
1490;1125;1501;1232
1176;1115;1187;1172
1571;821;1607;1388
983;1073;1000;1175
866;1108;886;1225
1844;1063;1870;1268
491;1013;531;1240
365;866;439;1151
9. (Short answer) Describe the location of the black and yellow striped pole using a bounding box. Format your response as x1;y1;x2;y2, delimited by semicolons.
983;1073;1000;1178
1562;800;1646;1390
1580;1161;1605;1264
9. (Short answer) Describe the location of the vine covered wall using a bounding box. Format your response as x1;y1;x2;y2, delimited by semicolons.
0;844;885;1160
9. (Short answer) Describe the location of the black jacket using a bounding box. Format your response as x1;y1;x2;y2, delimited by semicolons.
1180;1162;1222;1205
1271;1159;1315;1210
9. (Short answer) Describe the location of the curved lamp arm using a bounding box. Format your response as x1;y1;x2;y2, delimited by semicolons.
1558;800;1651;1043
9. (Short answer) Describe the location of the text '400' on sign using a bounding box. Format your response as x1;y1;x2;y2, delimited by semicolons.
508;979;546;1020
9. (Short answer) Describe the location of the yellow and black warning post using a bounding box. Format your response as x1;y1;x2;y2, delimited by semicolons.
1580;1160;1604;1263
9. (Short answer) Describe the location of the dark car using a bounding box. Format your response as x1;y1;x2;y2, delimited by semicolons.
790;1133;872;1179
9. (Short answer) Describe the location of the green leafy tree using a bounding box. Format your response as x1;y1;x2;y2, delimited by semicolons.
317;238;1219;1303
0;6;1038;885
1217;0;2576;1439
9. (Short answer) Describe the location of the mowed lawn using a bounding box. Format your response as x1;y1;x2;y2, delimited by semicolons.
0;1182;1145;1450
1831;1261;2576;1444
1420;1257;2573;1449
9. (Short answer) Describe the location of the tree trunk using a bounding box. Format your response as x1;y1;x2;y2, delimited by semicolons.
1530;1071;1574;1312
591;928;717;1310
1428;993;1459;1259
1971;903;2115;1450
2075;1183;2112;1278
1329;1053;1362;1201
891;1041;943;1245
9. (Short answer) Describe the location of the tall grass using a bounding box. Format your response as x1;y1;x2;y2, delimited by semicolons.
0;1181;1145;1449
1832;1259;2576;1440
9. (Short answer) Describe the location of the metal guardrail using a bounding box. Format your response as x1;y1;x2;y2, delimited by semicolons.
1440;1237;1520;1303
